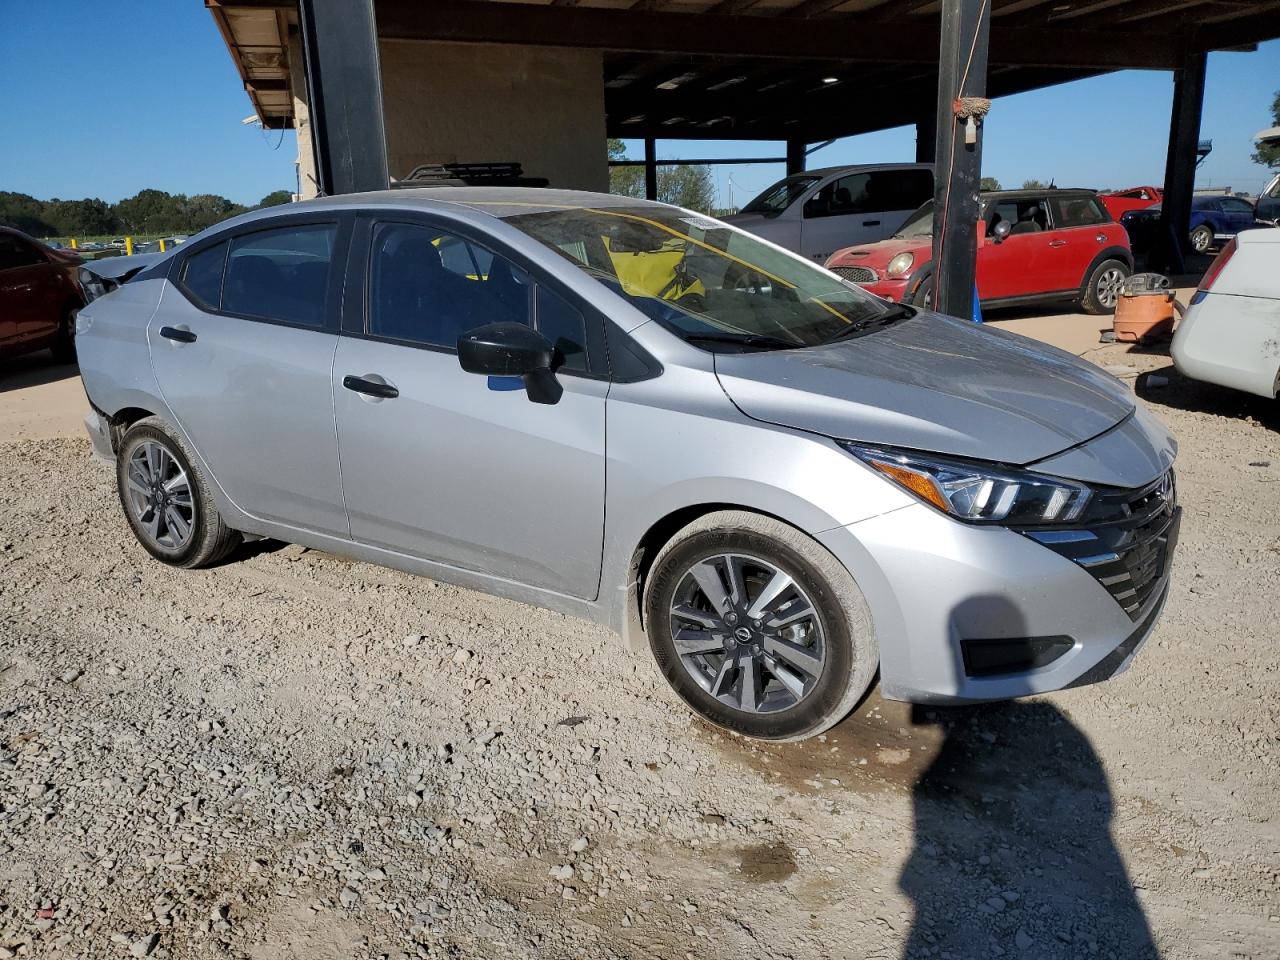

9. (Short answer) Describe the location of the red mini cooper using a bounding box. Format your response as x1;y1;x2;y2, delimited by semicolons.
824;189;1134;315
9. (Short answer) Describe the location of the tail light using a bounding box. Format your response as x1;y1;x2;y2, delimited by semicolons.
1191;238;1236;304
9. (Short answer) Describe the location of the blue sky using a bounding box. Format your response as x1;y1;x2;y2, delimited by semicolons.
1;2;1276;208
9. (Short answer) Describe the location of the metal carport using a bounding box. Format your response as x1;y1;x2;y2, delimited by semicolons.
208;0;1280;315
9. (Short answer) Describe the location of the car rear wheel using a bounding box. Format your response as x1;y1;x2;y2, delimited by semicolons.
116;418;241;568
1189;224;1214;254
643;510;877;742
1081;259;1131;315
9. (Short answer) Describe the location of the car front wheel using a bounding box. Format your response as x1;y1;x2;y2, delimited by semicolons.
643;511;877;742
116;417;241;568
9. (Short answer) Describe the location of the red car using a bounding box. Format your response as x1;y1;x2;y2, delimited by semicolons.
1099;185;1162;221
0;226;85;363
824;189;1134;315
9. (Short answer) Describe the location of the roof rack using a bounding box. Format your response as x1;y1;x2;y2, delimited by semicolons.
392;162;550;189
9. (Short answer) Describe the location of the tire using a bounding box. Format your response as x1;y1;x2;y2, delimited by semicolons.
1189;224;1213;254
1080;258;1131;315
49;307;77;364
643;510;878;742
907;274;934;310
116;417;241;568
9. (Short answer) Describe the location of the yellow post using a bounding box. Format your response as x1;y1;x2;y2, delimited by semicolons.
125;237;134;256
159;238;167;253
69;238;78;249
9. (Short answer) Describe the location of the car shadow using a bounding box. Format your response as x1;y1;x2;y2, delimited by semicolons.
1136;363;1279;431
0;352;79;393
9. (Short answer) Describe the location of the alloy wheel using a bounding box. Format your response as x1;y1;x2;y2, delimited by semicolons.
667;553;826;715
124;441;195;551
1190;228;1211;253
1096;267;1126;308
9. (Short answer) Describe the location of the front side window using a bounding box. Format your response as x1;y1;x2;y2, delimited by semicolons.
503;205;902;349
1220;197;1254;214
179;242;227;309
369;223;531;348
1266;178;1280;200
1050;196;1109;228
221;223;336;327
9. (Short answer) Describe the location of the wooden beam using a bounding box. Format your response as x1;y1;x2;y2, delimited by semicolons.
372;0;1188;69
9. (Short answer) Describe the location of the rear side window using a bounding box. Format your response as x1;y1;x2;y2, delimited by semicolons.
0;235;44;271
806;169;933;218
1050;196;1109;228
221;223;337;327
179;242;227;309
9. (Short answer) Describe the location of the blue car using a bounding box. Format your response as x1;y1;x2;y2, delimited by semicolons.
1121;194;1259;255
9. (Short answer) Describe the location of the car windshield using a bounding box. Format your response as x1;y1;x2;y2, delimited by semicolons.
895;200;936;239
740;175;821;215
502;205;903;348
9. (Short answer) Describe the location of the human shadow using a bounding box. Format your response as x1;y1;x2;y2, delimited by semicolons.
899;699;1159;958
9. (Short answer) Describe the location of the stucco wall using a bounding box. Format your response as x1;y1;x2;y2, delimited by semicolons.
379;39;608;192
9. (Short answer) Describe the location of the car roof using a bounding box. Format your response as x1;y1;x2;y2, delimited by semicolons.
779;163;932;180
984;188;1099;200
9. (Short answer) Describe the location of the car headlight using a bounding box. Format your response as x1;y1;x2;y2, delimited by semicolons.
841;443;1092;524
78;267;118;303
886;252;914;278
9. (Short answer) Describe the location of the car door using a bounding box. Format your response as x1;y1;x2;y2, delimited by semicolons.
800;168;933;262
1219;196;1257;235
976;197;1055;300
148;217;350;537
332;215;607;600
1257;176;1280;223
0;234;53;347
1043;195;1115;292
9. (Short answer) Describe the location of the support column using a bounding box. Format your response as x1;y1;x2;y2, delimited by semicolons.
297;0;389;195
1158;51;1207;273
644;137;658;201
287;29;319;200
915;113;936;165
931;0;990;319
786;139;806;176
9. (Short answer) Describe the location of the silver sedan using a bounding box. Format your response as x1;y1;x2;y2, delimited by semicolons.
76;188;1179;741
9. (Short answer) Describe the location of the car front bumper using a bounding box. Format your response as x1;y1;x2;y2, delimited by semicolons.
852;277;911;302
817;499;1177;704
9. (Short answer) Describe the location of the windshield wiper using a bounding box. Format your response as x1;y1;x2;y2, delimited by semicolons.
682;332;801;351
822;303;916;344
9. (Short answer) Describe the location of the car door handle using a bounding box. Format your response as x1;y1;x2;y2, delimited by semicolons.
342;375;399;399
862;219;881;226
1048;239;1068;247
159;325;197;343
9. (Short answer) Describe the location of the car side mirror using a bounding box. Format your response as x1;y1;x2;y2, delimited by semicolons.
992;219;1012;243
457;322;562;405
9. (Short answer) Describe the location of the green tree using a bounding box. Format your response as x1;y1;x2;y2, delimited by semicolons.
979;177;1002;191
1021;179;1050;190
606;139;717;213
258;190;294;207
113;189;182;233
0;191;57;235
180;194;248;232
1251;89;1280;169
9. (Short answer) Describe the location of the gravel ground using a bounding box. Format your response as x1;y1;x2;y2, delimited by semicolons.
1;348;1278;960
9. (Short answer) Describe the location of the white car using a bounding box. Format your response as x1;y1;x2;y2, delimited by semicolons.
1172;227;1280;398
725;163;934;263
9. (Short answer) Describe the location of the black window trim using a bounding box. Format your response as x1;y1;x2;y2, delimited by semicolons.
346;211;612;382
167;212;351;334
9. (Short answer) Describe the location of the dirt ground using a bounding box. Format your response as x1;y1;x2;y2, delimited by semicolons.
1;317;1277;960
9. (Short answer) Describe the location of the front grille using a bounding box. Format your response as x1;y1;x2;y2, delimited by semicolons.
1025;470;1179;620
831;265;877;283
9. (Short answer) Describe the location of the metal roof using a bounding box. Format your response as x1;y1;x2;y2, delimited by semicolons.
209;0;1280;139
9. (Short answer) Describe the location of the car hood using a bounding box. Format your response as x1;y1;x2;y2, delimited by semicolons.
713;311;1136;466
826;236;929;269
